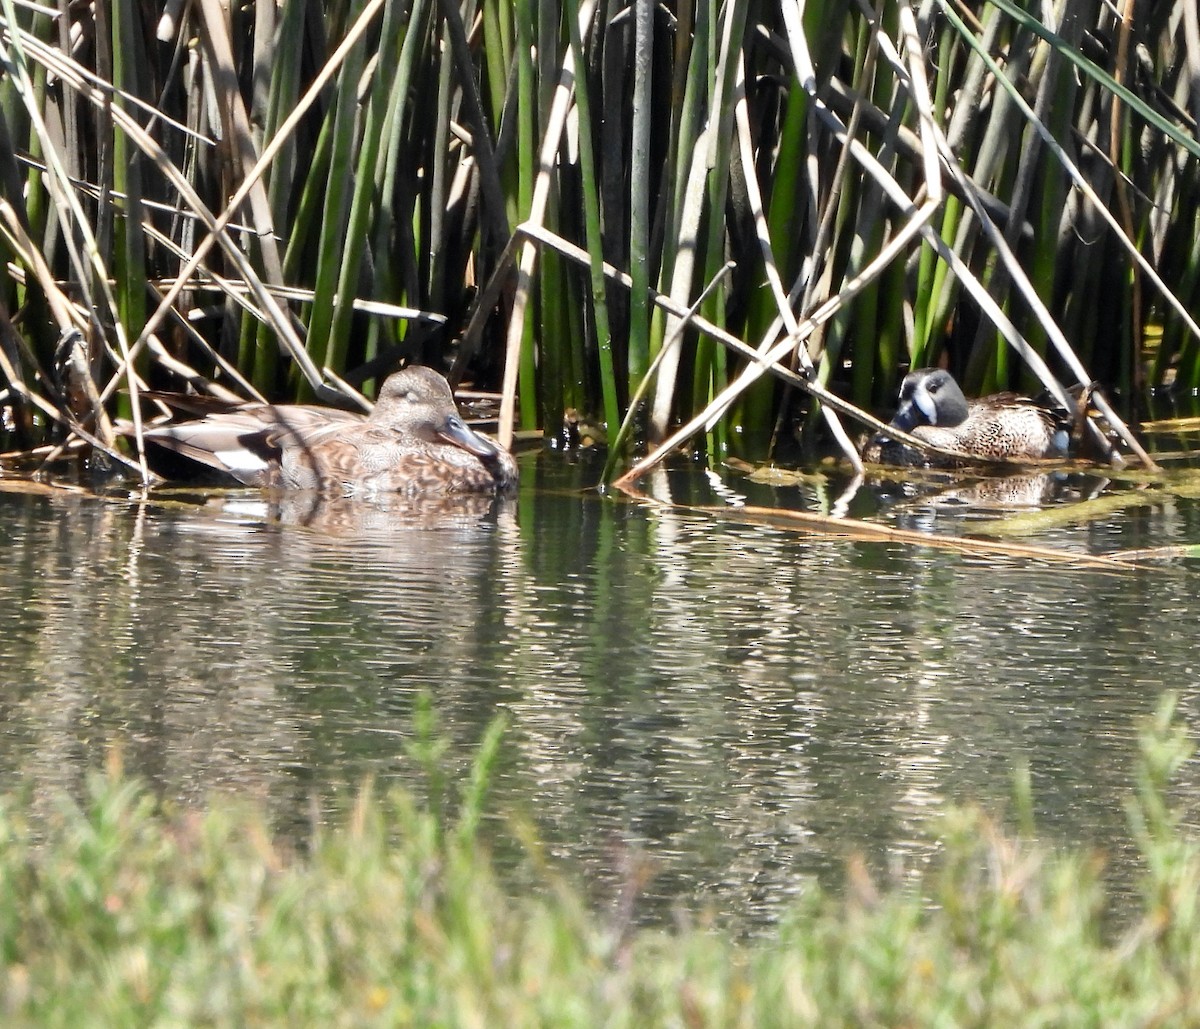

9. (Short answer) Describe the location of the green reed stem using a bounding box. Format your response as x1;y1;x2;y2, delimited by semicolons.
567;3;619;443
627;0;653;388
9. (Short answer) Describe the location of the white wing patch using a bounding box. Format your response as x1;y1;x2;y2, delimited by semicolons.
214;449;271;474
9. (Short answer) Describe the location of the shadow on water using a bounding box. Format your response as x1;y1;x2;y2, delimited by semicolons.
2;446;1200;929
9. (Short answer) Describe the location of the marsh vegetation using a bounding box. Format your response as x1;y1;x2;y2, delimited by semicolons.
0;1;1195;479
2;699;1200;1026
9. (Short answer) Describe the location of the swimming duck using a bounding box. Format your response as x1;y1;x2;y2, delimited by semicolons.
142;366;518;494
863;368;1070;467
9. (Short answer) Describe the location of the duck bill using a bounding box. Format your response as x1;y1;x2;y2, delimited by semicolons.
890;401;916;432
891;387;938;431
437;417;502;459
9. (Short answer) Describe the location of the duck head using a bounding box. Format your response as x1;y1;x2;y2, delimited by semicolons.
890;368;970;432
373;366;504;460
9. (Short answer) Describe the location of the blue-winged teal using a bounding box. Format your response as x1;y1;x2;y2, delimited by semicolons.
863;368;1070;467
143;366;518;494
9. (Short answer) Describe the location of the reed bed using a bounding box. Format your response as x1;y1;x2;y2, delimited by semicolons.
0;696;1197;1025
0;0;1196;477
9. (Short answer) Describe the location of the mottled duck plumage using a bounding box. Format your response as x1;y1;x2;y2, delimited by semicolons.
142;366;518;494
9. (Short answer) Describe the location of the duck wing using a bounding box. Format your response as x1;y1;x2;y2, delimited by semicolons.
142;411;281;486
144;405;367;486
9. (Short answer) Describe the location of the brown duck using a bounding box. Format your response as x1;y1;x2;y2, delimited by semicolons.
863;368;1070;467
143;366;518;494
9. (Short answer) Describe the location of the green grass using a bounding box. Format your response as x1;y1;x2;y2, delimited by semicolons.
1;696;1199;1026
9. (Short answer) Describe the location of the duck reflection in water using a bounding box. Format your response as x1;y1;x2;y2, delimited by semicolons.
142;366;517;496
863;368;1071;468
260;488;516;534
892;472;1072;511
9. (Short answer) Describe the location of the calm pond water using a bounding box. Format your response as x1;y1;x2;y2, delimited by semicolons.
2;447;1200;928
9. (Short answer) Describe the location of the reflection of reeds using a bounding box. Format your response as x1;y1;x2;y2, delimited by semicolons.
630;492;1143;570
0;2;1192;476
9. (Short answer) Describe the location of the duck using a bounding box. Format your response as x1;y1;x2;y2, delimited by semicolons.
862;368;1070;467
140;366;518;494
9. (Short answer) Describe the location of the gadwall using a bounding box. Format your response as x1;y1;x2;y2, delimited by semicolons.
863;368;1069;467
143;366;518;494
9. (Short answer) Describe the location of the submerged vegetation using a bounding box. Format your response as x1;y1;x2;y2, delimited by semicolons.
0;697;1198;1024
0;0;1197;476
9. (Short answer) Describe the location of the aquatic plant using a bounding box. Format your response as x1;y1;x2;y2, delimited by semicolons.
0;1;1193;476
0;697;1196;1023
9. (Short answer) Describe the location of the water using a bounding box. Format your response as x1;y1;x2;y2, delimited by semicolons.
1;450;1198;928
